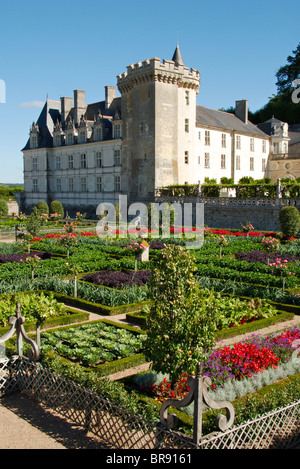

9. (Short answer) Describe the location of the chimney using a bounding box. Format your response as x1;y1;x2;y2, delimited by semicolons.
235;100;248;124
74;90;87;125
105;86;116;109
60;97;73;126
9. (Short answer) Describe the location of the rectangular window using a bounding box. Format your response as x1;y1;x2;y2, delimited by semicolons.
68;177;74;192
96;176;102;192
184;151;189;164
114;150;121;166
32;157;38;171
236;155;240;171
198;156;201;165
250;138;255;152
236;135;241;150
250;156;254;171
185;119;189;133
185;91;189;105
96;152;102;168
32;178;38;192
56;178;62;192
204;153;210;168
262;140;266;153
262;158;266;172
198;131;201;140
68;154;74;169
81;177;87;192
80;154;87;169
56;156;61;170
114;175;121;192
221;133;226;148
221;154;226;169
205;131;210;146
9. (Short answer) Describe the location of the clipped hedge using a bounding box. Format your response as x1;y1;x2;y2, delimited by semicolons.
53;290;152;316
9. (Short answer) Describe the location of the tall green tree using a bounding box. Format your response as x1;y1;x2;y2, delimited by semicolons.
275;43;300;95
144;245;216;385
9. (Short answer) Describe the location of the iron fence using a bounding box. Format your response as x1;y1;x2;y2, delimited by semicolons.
0;356;299;449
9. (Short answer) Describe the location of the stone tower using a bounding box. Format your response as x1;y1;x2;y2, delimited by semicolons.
117;45;200;203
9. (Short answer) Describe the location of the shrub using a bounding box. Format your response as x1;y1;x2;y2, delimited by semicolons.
279;206;300;238
49;200;64;219
0;199;8;217
36;200;49;215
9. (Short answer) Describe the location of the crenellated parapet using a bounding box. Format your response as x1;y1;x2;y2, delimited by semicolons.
117;57;200;94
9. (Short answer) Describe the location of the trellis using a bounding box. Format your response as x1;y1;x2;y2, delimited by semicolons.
0;306;299;449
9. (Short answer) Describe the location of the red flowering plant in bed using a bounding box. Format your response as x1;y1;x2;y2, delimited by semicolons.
138;327;300;402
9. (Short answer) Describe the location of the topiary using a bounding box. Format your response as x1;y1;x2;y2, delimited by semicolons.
0;199;8;217
36;200;49;215
49;200;64;219
279;206;300;238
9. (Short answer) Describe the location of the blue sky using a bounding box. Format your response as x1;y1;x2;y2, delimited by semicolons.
0;0;299;183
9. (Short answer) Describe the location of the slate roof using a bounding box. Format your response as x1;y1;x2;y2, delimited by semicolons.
22;97;122;150
289;131;300;146
172;44;185;66
22;99;61;151
196;105;268;137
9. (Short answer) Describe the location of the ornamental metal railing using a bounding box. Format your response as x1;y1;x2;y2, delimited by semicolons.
0;307;299;449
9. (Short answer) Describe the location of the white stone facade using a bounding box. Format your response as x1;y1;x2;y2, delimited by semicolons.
22;46;280;214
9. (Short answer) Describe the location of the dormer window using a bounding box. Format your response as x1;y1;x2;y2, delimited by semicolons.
112;110;122;139
30;122;39;149
94;126;103;142
79;131;86;144
113;123;121;139
30;135;38;149
66;133;74;145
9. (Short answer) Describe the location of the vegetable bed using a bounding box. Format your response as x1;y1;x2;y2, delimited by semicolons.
82;269;152;289
40;320;147;376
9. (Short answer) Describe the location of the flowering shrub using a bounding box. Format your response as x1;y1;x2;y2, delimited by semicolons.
124;240;149;256
241;221;254;234
261;236;280;253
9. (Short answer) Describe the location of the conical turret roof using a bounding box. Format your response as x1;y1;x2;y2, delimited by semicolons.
172;43;184;66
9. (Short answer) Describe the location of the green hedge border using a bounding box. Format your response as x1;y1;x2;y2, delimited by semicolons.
127;309;294;339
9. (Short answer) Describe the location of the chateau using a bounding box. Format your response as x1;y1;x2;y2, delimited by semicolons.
22;45;294;214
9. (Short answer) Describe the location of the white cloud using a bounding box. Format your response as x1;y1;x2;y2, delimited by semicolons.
19;101;44;108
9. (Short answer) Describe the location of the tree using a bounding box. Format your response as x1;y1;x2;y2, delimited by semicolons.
0;199;8;217
36;200;49;215
26;207;42;238
144;245;216;386
279;206;300;239
275;43;300;95
49;200;64;219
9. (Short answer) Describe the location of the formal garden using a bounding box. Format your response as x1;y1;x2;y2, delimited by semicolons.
1;201;300;444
